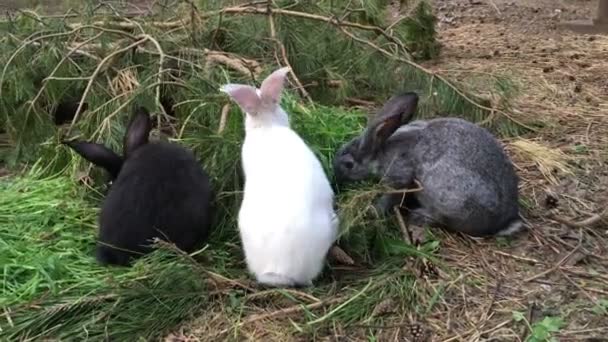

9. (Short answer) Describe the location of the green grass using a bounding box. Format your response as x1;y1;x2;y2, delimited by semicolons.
0;165;210;340
0;98;445;340
0;2;524;339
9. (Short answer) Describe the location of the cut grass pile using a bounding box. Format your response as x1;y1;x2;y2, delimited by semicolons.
0;2;535;339
1;98;443;340
0;165;209;340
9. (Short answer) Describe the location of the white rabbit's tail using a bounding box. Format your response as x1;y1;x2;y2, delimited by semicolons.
256;272;312;287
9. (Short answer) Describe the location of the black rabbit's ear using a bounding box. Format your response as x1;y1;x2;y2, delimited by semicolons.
63;140;123;179
359;92;419;155
124;107;152;158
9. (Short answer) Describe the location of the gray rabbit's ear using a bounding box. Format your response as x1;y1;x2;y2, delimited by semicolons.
124;106;152;158
359;114;402;155
375;92;418;123
359;92;419;155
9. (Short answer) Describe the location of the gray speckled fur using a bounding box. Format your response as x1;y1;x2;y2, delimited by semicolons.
334;93;522;237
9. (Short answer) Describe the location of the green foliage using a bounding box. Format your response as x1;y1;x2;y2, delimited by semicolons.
0;0;527;167
0;166;209;340
1;96;443;339
512;311;565;342
591;298;608;316
0;1;528;338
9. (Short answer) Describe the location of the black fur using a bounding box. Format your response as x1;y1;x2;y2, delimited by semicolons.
63;107;214;266
53;100;88;125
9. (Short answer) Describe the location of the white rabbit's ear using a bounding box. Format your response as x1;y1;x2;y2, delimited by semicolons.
259;67;290;107
221;84;262;115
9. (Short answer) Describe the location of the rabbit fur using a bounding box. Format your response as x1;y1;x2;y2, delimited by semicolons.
221;67;338;287
63;107;214;266
333;92;523;237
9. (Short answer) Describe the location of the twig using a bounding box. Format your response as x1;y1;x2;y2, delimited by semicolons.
89;81;193;139
0;28;94;100
67;4;411;57
560;270;606;313
25;32;103;119
335;25;536;131
171;48;261;77
67;18;191;30
211;296;345;338
68;37;148;133
524;239;582;283
218;104;230;134
267;7;312;103
3;307;14;328
394;206;413;244
307;280;373;325
549;209;607;228
493;251;541;264
140;34;170;130
153;239;254;292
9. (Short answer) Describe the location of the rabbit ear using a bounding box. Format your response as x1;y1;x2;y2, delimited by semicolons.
359;93;418;155
375;92;418;124
259;67;290;107
63;141;123;179
124;107;152;157
359;114;403;155
221;84;262;115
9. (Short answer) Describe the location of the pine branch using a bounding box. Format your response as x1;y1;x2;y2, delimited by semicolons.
267;6;312;103
334;25;536;131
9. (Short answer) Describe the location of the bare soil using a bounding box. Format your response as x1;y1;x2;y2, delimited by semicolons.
410;0;608;340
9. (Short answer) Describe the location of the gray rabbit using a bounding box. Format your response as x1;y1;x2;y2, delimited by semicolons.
333;92;523;237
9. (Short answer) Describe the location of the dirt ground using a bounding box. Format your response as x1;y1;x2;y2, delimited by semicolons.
405;0;608;341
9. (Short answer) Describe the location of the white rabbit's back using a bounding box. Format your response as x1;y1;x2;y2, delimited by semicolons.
238;126;336;285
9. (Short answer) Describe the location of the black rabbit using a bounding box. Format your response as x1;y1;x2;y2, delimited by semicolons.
64;107;214;266
333;92;523;237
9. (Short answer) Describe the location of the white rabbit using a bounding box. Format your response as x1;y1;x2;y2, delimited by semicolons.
221;67;338;287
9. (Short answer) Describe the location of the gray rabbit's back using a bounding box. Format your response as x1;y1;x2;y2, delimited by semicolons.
386;118;520;236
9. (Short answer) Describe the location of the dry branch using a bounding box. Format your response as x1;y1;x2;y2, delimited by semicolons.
549;209;607;228
267;8;312;102
68;36;149;133
2;3;513;128
65;4;410;57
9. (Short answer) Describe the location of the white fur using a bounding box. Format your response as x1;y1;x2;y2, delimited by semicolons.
222;68;338;287
238;126;338;286
496;219;524;236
